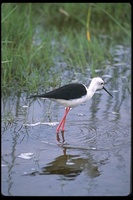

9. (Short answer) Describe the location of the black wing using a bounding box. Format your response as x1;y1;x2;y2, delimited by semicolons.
30;83;87;100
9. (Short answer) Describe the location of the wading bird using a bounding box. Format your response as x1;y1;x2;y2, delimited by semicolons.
30;77;113;142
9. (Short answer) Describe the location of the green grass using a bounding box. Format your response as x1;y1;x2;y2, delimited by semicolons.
1;3;131;93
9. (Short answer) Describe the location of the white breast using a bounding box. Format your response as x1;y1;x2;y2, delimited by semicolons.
54;94;90;108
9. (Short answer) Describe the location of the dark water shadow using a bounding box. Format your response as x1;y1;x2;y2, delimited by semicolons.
23;147;100;180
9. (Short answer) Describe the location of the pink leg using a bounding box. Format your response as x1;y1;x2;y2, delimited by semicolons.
56;107;70;133
61;107;70;131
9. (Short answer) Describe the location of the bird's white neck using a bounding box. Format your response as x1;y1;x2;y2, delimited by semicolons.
86;83;98;100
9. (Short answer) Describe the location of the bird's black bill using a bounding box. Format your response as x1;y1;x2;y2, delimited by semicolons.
103;87;113;98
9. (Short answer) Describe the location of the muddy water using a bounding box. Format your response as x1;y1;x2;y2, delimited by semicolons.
1;45;131;196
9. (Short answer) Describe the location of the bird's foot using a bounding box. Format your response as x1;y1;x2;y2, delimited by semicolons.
56;130;65;144
56;132;60;143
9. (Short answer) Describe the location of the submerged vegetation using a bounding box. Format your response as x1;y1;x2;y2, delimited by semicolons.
1;3;131;93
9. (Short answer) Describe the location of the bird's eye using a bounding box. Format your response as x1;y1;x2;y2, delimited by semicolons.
101;82;104;85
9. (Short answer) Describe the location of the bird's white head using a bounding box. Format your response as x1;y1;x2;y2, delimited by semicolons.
90;77;104;91
89;77;113;97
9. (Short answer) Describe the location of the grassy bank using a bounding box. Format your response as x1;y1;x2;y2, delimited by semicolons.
1;3;131;93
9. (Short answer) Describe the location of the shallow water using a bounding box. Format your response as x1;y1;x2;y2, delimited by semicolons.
1;45;131;196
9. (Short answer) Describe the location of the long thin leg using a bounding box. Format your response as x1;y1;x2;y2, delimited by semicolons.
61;107;70;131
56;109;67;133
56;107;70;133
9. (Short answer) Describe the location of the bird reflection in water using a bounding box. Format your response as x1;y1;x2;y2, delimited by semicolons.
24;147;100;180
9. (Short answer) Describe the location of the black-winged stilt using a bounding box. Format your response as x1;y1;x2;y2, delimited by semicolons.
30;77;113;141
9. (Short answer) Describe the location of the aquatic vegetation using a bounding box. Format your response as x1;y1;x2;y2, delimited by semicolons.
1;3;131;92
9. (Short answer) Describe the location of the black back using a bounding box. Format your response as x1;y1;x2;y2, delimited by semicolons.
30;83;87;100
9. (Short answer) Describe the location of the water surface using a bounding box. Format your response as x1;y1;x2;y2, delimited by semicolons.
1;45;131;196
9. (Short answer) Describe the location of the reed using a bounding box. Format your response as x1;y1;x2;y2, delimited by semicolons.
1;3;131;92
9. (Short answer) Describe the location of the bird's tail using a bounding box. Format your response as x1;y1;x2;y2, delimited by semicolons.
28;94;46;99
